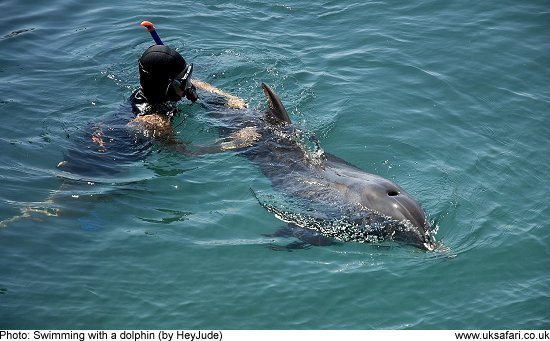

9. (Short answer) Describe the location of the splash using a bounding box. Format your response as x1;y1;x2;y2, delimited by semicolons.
253;189;418;245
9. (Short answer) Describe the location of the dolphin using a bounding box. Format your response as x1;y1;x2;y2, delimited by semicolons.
202;83;436;250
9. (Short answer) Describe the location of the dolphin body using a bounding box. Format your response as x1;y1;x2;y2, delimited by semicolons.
203;83;435;250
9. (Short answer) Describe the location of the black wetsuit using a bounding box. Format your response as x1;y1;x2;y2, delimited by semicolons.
58;89;161;178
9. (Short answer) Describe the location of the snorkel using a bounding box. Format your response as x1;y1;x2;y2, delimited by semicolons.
140;21;164;45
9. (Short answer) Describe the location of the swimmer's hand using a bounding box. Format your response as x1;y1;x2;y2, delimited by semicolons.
220;127;261;151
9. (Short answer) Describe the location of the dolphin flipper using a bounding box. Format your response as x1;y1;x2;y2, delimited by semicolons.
264;223;336;251
262;83;291;125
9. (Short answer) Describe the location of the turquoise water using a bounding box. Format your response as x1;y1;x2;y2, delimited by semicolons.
1;0;549;329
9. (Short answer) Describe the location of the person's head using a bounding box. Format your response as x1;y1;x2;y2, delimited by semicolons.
138;45;191;104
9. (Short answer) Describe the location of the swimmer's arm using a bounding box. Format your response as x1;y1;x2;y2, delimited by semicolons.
128;114;259;155
162;137;256;156
178;126;261;156
192;79;247;109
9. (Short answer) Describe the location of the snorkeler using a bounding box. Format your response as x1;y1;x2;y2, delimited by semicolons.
89;43;252;156
0;42;257;227
55;42;256;175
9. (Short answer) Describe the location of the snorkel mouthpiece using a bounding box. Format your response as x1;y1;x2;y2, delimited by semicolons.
140;20;164;45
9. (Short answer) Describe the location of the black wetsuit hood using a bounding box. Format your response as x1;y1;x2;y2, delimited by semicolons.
138;45;187;104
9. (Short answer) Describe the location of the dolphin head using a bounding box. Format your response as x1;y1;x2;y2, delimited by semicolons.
354;176;435;250
320;154;435;250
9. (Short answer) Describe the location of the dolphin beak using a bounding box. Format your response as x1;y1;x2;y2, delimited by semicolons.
423;242;436;251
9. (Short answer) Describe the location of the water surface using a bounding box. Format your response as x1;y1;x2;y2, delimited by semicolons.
1;0;549;329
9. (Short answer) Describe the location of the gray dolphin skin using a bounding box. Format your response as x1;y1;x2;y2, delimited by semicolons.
204;83;436;250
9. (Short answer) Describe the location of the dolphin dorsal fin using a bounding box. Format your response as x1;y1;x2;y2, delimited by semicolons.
261;83;291;125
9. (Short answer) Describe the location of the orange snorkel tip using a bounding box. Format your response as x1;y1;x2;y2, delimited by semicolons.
140;20;163;45
140;21;155;32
